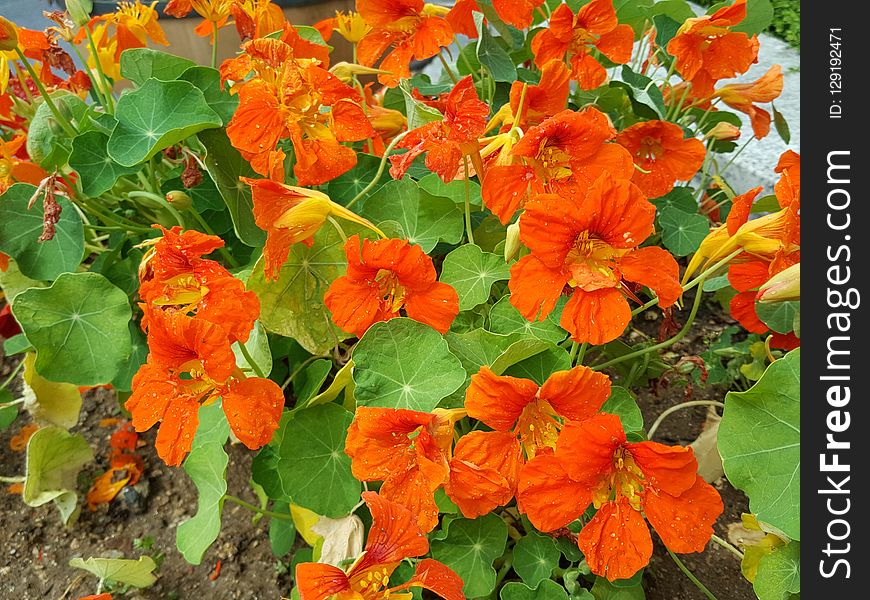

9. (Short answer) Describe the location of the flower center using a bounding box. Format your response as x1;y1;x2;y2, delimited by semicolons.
637;136;664;162
564;232;624;292
536;141;573;181
569;27;597;53
515;397;561;458
375;269;407;314
592;447;646;511
355;566;392;598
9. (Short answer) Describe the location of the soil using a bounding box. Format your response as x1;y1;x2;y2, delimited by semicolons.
0;295;756;600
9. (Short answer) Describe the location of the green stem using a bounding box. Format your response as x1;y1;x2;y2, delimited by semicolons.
719;135;755;177
148;155;163;196
575;342;588;365
647;400;725;439
128;190;186;228
326;215;348;243
76;197;152;234
592;283;706;372
70;40;109;111
188;206;240;268
282;355;324;391
84;26;115;113
346;130;409;209
211;22;219;69
0;475;25;483
568;341;579;365
710;534;745;560
683;249;744;293
0;398;25;410
0;360;24;390
438;51;460;84
238;341;266;379
14;48;77;137
463;158;475;245
667;549;719;600
222;495;294;520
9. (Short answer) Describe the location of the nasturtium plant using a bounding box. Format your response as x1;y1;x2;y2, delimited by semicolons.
0;0;799;598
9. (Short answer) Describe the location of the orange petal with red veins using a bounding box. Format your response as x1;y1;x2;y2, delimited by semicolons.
624;440;698;497
577;498;652;581
145;309;236;383
728;261;770;293
293;138;359;186
494;0;544;30
295;562;351;600
154;394;201;467
226;79;286;157
359;491;429;567
413;16;454;60
619;246;682;308
404;281;460;334
508;254;570;322
446;430;522;518
645;475;723;554
331;99;376;142
727;187;763;235
403;558;465;600
482;164;534;224
126;363;178;432
595;24;634;64
516;453;590;532
560;288;631;345
531;29;569;68
556;413;625;484
465;367;539;430
704;32;758;81
381;464;444;533
221;377;283;450
345;407;433;479
571;52;608;90
576;0;619;34
539;365;611;422
730;291;768;333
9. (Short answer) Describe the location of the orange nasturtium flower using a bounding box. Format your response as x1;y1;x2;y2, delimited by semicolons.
666;0;759;98
165;0;233;36
225;37;374;184
0;134;48;193
324;235;460;337
92;1;169;58
345;407;465;532
128;308;284;466
531;0;634;90
713;64;784;139
481;108;634;225
314;11;369;43
230;0;287;40
518;413;723;581
614;120;706;198
509;174;683;345
389;75;488;183
296;492;465;600
241;179;383;280
488;59;571;133
356;0;454;87
493;0;545;29
445;365;610;518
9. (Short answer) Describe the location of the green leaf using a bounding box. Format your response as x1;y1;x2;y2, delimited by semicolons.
176;402;231;564
3;333;32;356
753;541;800;600
418;173;483;209
658;205;710;257
119;48;197;85
352;318;465;411
269;502;297;557
12;272;132;386
0;184;85;281
327;154;382;206
0;388;16;430
719;349;800;540
252;404;360;518
504;344;571;385
489;297;566;344
23;426;93;525
702;274;731;292
232;320;273;376
69;556;158;588
501;580;569;600
590;573;646;600
513;532;560;587
440;245;510;310
601;386;644;434
26;91;88;169
755;301;799;335
21;352;82;429
649;0;695;23
652;14;682;48
247;223;358;354
108;78;221;167
293;359;332;404
614;0;654;35
197;128;265;247
772;104;790;144
69;131;142;197
399;80;444;130
430;514;508;598
733;0;775;36
475;12;517;82
111;322;148;393
650;187;697;213
178;66;239;126
751;194;781;214
0;257;46;304
359;178;464;252
615;66;666;119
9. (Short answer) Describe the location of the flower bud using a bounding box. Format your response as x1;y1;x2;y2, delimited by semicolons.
0;16;19;51
705;122;741;142
369;106;406;138
504;221;522;262
66;0;93;28
329;62;390;84
165;190;192;211
757;263;799;303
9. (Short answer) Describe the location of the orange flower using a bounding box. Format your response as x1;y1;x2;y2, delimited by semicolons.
165;0;232;37
493;0;545;29
503;59;571;131
445;365;610;518
509;174;682;345
96;1;169;58
667;0;759;98
389;75;488;183
230;0;286;41
87;422;144;511
296;492;464;600
345;407;463;532
356;0;454;87
531;0;633;90
517;413;723;581
324;235;460;337
446;0;479;38
314;11;369;43
714;65;783;139
0;134;47;194
615;120;706;198
242;180;382;280
225;37;373;184
482;108;634;224
139;226;260;344
127;309;284;466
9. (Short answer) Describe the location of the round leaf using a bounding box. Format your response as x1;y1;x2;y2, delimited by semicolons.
430;514;508;598
513;532;560;587
21;352;82;428
440;244;510;310
12;272;132;386
119;47;196;84
489;296;566;344
501;580;570;600
0;183;85;280
353;318;465;411
69;131;142;197
719;349;800;540
69;556;158;588
753;541;800;600
659;205;710;257
23;426;93;524
601;386;644;435
251;404;360;518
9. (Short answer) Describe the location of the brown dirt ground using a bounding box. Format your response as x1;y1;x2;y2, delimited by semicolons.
0;295;756;600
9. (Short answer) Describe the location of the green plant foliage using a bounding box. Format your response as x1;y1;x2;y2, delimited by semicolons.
440;244;511;310
430;514;508;598
23;426;93;525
